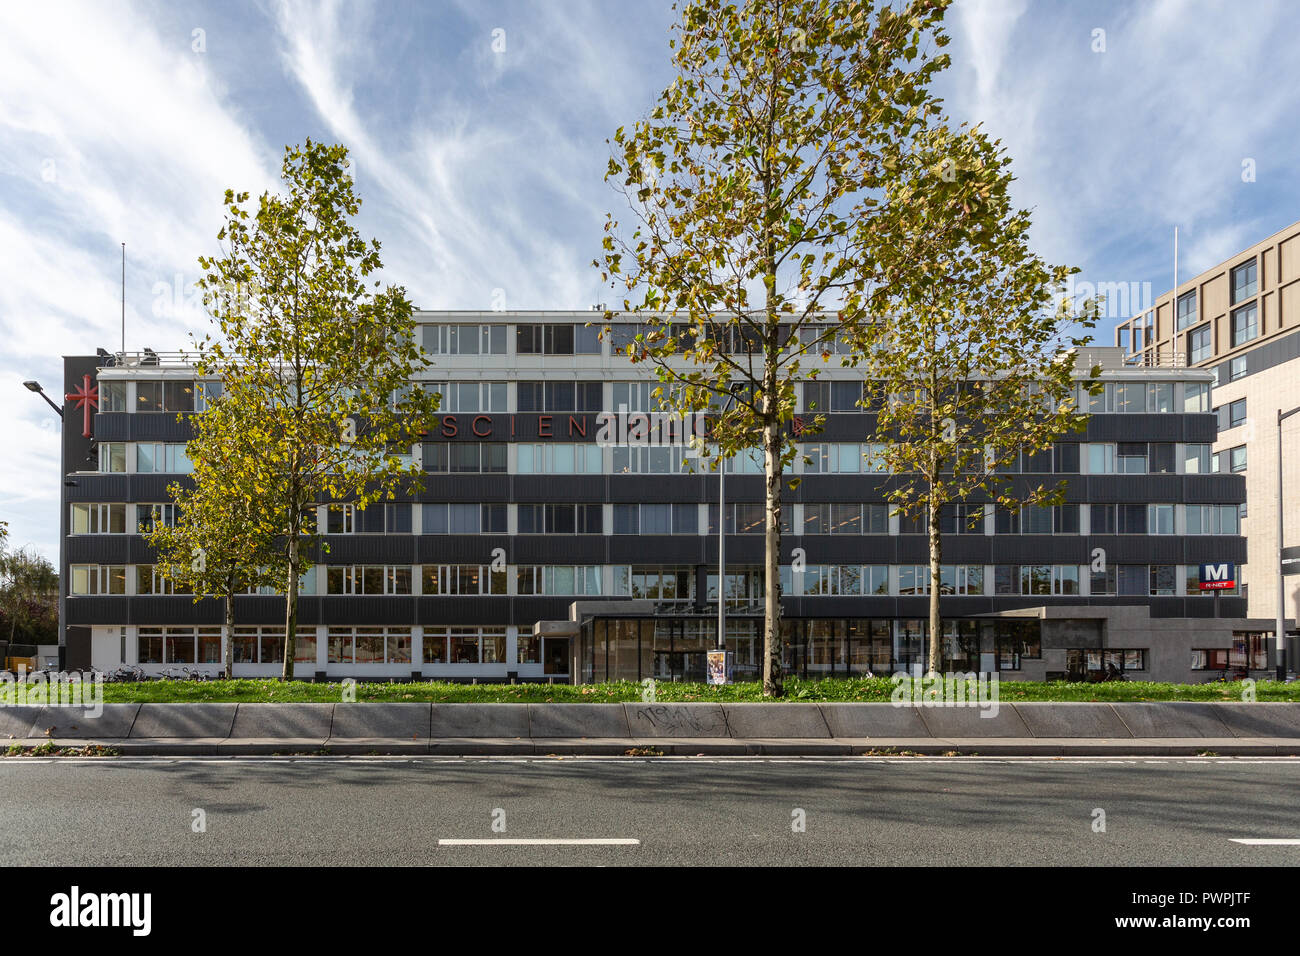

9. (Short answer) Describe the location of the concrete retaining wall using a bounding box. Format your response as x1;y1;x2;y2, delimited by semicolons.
3;702;1299;755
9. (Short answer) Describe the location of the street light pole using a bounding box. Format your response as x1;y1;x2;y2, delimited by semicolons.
1276;405;1300;681
22;382;66;658
713;386;744;653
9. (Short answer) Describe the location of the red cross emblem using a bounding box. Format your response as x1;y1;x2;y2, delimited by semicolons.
65;374;98;438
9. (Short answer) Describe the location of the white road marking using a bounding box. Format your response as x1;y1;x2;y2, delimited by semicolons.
1230;838;1300;845
438;838;639;846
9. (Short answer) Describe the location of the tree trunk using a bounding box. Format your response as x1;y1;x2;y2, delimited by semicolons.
282;530;298;681
223;588;235;681
926;491;943;675
762;417;784;698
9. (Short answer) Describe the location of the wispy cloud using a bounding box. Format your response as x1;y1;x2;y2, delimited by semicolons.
2;0;1299;564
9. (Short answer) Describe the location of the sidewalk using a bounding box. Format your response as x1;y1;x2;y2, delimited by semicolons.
3;701;1299;756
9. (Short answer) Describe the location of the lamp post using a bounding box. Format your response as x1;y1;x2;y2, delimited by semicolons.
1276;405;1300;681
691;387;743;655
714;387;745;653
22;381;66;660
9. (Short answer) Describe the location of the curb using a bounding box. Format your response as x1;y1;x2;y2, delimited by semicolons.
3;702;1298;757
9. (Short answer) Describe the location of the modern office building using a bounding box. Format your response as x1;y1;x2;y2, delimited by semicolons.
1114;218;1300;667
56;312;1286;684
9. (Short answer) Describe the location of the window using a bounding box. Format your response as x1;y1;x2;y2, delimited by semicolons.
898;566;930;595
1186;504;1239;535
353;502;413;534
99;443;127;473
1116;442;1148;474
1147;504;1175;535
1117;504;1147;534
1147;442;1175;475
1176;291;1197;330
135;503;178;534
69;565;127;595
611;381;671;413
326;503;355;534
328;627;412;664
1054;443;1080;473
70;503;127;534
421;503;504;535
1020;505;1053;534
1113;382;1146;413
1146;382;1173;413
708;502;779;535
518;503;603;534
802;503;886;534
516;566;602;595
420;565;508;595
163;381;196;412
516;324;600;355
197;381;223;411
429;382;507;413
1089;504;1115;534
517;381;602;413
613;566;696;601
135;381;162;412
801;442;888;474
1231;303;1258;348
423;626;507;665
516;443;602;474
135;443;192;474
994;565;1077;595
1054;504;1080;534
1086;383;1113;413
1183;382;1210;413
1087;443;1115;474
617;503;699;535
1227;398;1247;429
1184;443;1212;474
1229;445;1247;472
423;324;505;355
423;442;508;473
99;381;127;412
326;566;412;595
1068;648;1146;676
135;565;187;595
1118;565;1147;596
1191;648;1230;671
1188;325;1212;364
938;565;984;595
1230;259;1257;304
938;504;984;535
1149;564;1177;595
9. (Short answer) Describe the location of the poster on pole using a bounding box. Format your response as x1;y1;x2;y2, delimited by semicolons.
706;650;732;685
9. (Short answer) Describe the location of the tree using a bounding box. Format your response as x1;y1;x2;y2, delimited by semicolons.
857;126;1102;672
0;527;59;645
597;0;1029;696
192;140;439;680
146;398;284;679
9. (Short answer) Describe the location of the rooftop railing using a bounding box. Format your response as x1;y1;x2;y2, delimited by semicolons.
1121;346;1187;369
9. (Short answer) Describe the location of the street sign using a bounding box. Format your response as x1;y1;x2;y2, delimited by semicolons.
1199;562;1237;590
1283;546;1300;577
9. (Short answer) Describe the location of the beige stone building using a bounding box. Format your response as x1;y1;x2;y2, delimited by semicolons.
1114;218;1300;670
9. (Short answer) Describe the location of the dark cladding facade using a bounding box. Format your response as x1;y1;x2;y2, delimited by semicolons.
58;312;1283;684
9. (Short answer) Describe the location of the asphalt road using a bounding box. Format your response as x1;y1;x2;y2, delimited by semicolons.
1;756;1298;866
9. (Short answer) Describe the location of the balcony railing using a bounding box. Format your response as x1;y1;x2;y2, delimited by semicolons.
1122;346;1187;369
100;350;196;370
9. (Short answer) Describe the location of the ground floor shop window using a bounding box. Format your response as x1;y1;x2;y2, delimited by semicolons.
1066;648;1146;681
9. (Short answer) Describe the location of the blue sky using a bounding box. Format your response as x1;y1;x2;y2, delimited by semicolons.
3;0;1299;563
